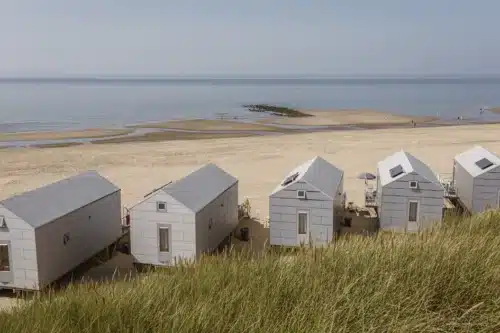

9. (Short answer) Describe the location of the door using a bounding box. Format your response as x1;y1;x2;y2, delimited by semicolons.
407;200;419;232
497;189;500;209
297;211;309;245
157;224;172;264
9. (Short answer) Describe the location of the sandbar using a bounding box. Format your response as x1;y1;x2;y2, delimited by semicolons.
129;119;287;132
0;128;134;142
258;109;437;126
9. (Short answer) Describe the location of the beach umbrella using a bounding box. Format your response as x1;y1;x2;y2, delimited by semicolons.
357;172;376;180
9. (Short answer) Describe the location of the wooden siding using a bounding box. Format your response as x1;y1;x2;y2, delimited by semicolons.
472;165;500;212
379;172;443;232
195;183;238;256
0;205;38;290
269;180;337;247
453;161;474;212
35;191;122;289
130;192;196;266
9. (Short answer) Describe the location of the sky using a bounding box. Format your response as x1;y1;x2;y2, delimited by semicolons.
0;0;499;76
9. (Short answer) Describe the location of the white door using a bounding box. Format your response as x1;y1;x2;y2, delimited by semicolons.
297;211;309;245
407;200;419;232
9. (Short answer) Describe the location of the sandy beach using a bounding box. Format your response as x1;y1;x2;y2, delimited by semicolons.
1;122;500;311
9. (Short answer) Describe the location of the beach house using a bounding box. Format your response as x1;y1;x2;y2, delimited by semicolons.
0;171;122;291
130;163;238;267
453;145;500;213
376;151;444;232
269;156;345;247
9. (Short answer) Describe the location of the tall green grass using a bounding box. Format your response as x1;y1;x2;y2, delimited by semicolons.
2;212;500;333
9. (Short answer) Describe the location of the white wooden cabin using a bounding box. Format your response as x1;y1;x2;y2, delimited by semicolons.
269;156;345;247
376;151;444;232
453;145;500;213
0;171;122;291
130;163;238;266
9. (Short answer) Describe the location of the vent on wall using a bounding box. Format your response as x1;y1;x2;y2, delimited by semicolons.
297;190;306;199
389;165;404;178
282;172;299;186
475;158;494;170
409;181;419;189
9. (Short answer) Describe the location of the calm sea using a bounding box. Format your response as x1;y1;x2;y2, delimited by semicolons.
1;77;500;132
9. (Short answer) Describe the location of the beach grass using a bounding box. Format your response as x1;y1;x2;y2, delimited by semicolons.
1;211;500;332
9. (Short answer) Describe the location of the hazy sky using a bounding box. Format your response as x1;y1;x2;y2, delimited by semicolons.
1;0;499;76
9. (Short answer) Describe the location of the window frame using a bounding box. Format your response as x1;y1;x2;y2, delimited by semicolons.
0;243;11;272
158;226;170;253
408;200;419;223
156;201;167;212
297;211;309;235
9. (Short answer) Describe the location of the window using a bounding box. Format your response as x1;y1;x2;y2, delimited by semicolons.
389;165;404;178
298;212;308;234
408;201;419;222
409;181;418;189
159;227;169;252
475;158;493;170
281;172;299;186
0;244;10;272
156;201;167;212
63;232;70;245
297;190;306;199
0;216;6;229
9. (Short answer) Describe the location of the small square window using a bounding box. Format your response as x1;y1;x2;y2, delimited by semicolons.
297;190;307;199
157;201;167;212
0;216;6;229
0;244;10;272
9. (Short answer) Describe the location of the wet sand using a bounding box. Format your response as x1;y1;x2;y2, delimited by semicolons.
0;128;134;142
129;119;287;132
1;123;500;311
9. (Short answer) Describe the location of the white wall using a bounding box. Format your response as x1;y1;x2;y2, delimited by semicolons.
472;165;500;212
35;191;122;288
270;181;334;246
380;173;443;232
0;205;38;290
130;191;196;266
195;183;238;256
453;161;474;212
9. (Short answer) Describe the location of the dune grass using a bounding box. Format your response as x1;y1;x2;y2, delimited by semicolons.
2;212;500;332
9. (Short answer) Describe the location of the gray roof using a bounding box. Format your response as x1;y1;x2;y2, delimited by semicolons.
378;150;442;187
163;163;238;213
0;171;120;228
271;156;343;199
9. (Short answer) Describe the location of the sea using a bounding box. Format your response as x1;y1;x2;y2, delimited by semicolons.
1;77;500;133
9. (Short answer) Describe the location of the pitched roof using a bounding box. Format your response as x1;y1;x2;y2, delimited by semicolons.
271;156;343;199
0;171;120;228
377;150;442;187
163;163;238;213
454;145;500;177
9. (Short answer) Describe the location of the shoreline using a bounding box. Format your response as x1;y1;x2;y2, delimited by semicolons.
1;109;500;148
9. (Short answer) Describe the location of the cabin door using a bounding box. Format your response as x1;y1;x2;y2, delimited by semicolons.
407;200;420;232
297;211;310;245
